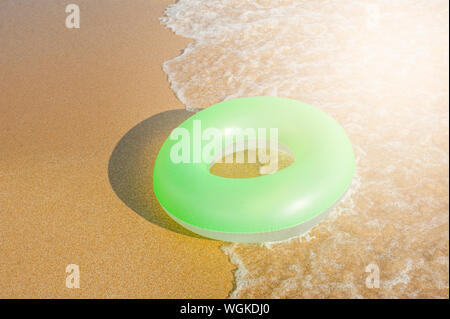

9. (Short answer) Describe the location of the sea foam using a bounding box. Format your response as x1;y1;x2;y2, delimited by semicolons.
161;0;449;298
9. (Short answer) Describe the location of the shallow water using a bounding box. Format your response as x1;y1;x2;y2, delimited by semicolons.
161;0;449;298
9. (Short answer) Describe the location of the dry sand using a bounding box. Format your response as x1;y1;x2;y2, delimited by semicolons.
0;0;234;298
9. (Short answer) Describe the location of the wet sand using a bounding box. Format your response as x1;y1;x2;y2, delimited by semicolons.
0;0;234;298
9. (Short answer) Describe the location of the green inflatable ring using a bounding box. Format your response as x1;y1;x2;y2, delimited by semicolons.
153;97;355;242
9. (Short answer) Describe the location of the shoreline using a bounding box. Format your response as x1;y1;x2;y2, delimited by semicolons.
0;0;235;298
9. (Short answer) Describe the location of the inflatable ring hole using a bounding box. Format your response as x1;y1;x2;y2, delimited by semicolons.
209;139;295;178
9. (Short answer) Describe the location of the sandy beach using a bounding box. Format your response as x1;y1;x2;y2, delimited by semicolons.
0;0;233;298
1;0;448;299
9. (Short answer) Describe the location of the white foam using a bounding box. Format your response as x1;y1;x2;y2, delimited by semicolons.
161;0;449;298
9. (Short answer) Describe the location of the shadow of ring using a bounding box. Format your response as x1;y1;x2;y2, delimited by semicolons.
108;109;206;239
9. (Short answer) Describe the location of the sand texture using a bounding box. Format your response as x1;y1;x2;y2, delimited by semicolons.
0;0;233;298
